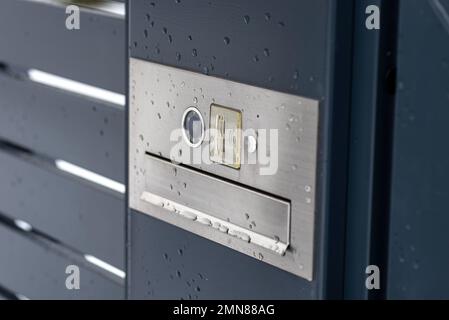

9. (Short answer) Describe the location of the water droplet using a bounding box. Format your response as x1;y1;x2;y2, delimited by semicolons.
305;185;311;192
263;48;270;57
162;27;168;34
258;253;264;260
278;21;285;27
223;37;230;45
144;29;149;38
293;70;299;80
188;35;193;41
157;113;161;119
178;249;183;256
139;134;144;141
176;52;181;61
286;123;291;130
292;164;297;171
245;213;250;220
192;48;198;57
180;81;185;88
264;13;271;21
193;97;198;104
168;34;173;43
176;270;182;278
243;15;250;24
253;55;259;62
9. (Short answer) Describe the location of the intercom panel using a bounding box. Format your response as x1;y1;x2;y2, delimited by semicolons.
129;58;319;280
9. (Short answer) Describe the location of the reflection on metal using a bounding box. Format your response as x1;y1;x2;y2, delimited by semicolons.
129;58;319;280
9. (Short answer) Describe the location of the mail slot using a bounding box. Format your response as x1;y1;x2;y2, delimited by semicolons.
142;154;290;254
129;58;319;280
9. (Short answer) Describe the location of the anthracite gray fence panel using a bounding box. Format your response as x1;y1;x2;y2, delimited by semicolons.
0;222;123;300
0;0;125;93
387;0;449;299
0;146;125;270
0;0;126;298
0;74;125;183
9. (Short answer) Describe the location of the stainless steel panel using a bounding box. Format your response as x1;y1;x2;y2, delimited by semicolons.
141;154;290;254
129;58;319;280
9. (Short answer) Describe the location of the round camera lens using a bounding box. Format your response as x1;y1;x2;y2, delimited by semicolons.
182;107;204;147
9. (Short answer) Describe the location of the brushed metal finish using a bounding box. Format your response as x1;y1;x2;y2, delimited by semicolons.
129;58;319;280
142;154;290;253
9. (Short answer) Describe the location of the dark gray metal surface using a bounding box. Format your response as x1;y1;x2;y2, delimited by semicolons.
130;210;314;299
0;222;123;300
344;0;398;299
0;0;126;298
0;73;125;182
130;0;328;98
0;0;125;93
387;0;449;299
129;0;355;299
0;146;125;270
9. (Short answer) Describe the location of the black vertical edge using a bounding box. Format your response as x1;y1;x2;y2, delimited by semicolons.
317;0;356;299
368;0;398;300
125;0;130;300
344;0;399;299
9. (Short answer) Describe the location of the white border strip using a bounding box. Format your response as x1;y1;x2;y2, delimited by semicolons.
55;160;126;194
23;0;125;17
28;69;126;106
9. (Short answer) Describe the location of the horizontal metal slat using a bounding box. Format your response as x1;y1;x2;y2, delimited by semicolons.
0;146;125;270
0;73;125;183
0;0;125;93
0;223;124;300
